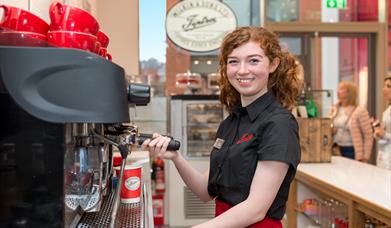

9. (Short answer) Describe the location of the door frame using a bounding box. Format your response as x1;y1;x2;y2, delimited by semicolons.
266;22;387;118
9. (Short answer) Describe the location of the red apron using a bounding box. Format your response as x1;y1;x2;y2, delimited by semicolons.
215;199;283;228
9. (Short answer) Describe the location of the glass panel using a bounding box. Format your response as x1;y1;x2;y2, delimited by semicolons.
266;0;379;23
277;34;313;85
321;37;369;108
338;0;378;22
278;33;372;114
266;0;299;22
280;37;302;55
139;1;166;96
186;103;223;157
223;0;260;26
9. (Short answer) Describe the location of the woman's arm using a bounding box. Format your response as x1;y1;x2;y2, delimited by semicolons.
359;108;374;161
172;153;212;202
142;134;212;202
193;161;289;228
351;107;373;162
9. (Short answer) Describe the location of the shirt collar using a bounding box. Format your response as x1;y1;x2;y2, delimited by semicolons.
231;91;276;121
232;105;247;118
245;91;276;122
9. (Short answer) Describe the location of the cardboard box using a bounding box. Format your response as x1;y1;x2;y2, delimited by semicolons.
297;118;333;162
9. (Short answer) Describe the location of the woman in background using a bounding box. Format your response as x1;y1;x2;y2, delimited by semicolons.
330;81;373;162
373;76;391;170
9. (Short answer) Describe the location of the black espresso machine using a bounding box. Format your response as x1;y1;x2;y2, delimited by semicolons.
0;42;180;227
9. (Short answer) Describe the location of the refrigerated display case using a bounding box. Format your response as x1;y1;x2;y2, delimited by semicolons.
166;95;224;227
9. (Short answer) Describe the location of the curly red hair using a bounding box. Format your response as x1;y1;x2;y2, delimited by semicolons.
218;26;302;113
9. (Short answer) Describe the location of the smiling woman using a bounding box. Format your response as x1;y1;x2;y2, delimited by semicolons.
226;41;279;106
142;26;302;228
219;26;302;112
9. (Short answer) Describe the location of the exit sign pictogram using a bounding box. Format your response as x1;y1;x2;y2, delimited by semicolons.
326;0;347;9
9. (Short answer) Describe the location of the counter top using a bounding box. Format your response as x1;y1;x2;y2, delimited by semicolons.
297;156;391;211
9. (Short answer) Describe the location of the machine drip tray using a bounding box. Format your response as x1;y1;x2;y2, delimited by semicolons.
78;192;143;228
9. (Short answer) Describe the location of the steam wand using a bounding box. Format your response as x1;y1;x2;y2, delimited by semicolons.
91;128;180;228
90;128;129;228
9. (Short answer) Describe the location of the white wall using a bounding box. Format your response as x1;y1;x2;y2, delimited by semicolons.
96;0;139;75
0;0;95;23
0;0;28;10
321;0;339;103
30;0;59;23
0;0;140;76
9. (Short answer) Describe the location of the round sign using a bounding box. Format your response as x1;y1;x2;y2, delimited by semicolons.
165;0;237;52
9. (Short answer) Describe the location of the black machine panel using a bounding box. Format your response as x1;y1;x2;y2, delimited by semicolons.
0;93;65;227
0;46;129;123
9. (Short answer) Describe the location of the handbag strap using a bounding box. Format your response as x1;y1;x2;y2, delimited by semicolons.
342;106;357;130
335;106;357;142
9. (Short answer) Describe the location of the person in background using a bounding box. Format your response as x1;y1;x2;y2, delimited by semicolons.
373;76;391;170
142;26;301;227
330;81;373;162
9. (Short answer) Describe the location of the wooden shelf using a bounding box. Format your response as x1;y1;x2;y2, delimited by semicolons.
286;156;391;228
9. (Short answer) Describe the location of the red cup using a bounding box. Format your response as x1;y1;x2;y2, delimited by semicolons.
95;40;101;54
1;31;46;40
115;165;142;203
97;31;109;48
0;5;49;35
47;31;97;52
0;31;48;47
49;2;99;35
106;52;112;61
98;47;112;61
113;155;122;167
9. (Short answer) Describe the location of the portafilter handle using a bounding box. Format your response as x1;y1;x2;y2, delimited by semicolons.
137;133;181;151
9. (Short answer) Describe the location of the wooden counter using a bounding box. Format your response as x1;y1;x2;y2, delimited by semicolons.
287;156;391;227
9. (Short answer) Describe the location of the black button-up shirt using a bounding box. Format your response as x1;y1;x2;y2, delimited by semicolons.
207;91;301;220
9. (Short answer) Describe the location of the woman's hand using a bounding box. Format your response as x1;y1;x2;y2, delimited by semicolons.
373;122;385;139
141;133;179;160
331;126;337;135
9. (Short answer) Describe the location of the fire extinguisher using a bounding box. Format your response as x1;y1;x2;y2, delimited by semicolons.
152;194;164;225
152;156;165;225
153;156;165;193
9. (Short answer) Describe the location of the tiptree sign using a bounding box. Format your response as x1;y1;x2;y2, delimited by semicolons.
165;0;237;52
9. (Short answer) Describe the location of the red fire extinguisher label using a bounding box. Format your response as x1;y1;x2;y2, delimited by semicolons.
153;195;164;225
155;170;165;192
153;199;163;217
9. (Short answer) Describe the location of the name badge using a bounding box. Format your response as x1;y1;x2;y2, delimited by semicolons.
213;138;225;149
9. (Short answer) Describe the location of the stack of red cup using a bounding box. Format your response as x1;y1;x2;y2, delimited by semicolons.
0;5;49;46
47;1;99;53
97;30;112;61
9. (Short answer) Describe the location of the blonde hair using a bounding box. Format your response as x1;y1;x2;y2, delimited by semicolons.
339;81;358;106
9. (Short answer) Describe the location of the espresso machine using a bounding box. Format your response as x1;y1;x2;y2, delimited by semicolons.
0;44;180;227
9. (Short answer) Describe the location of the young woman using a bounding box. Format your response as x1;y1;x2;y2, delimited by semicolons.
373;76;391;170
330;81;373;162
142;26;301;227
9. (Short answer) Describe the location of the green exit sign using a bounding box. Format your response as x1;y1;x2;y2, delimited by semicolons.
326;0;347;9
